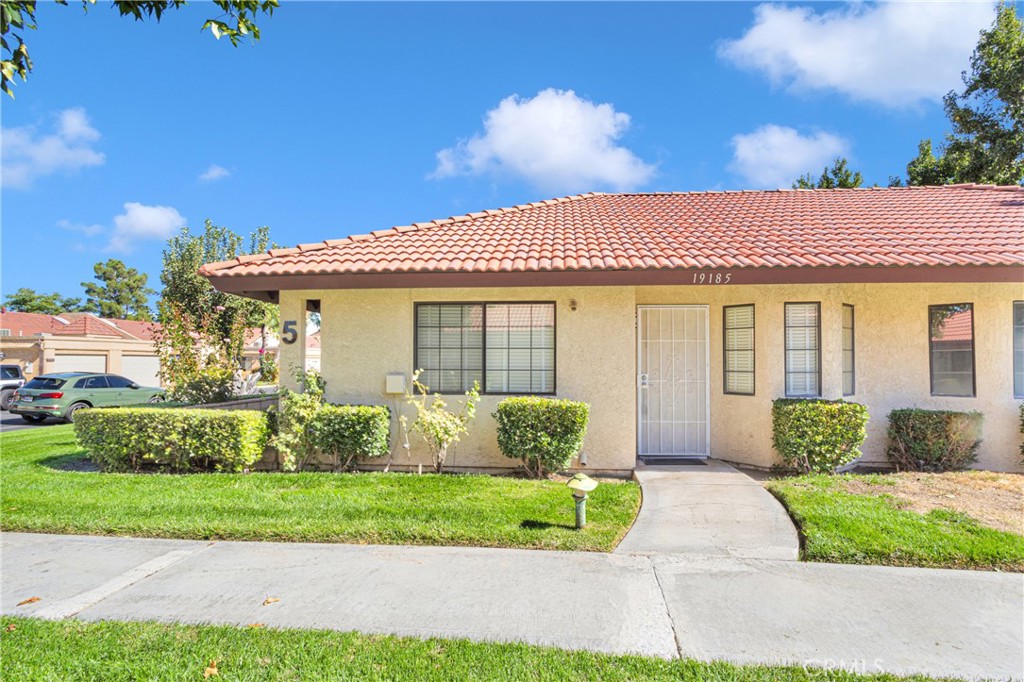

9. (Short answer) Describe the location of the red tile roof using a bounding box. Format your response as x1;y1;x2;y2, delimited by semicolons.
199;185;1024;282
54;315;124;337
0;311;69;336
106;318;159;341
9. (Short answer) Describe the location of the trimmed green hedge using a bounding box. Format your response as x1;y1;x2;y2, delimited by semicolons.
771;399;869;474
887;408;983;472
309;404;391;470
494;397;589;478
74;408;270;473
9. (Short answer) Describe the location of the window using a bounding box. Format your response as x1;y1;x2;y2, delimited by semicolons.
842;304;855;396
784;302;820;397
24;377;65;390
929;303;975;397
107;375;134;389
723;304;754;395
75;376;109;389
415;302;555;394
1;366;20;380
1015;302;1024;398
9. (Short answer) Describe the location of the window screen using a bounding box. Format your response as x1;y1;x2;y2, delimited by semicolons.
415;303;554;394
1015;302;1024;398
723;305;754;395
929;303;975;397
842;304;855;396
785;302;820;397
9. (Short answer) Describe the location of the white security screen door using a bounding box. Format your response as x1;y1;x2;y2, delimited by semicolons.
637;306;710;457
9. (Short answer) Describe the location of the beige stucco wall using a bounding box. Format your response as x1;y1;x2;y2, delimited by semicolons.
278;281;1023;473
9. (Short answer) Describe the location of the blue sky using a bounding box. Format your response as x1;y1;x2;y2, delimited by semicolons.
0;1;1002;306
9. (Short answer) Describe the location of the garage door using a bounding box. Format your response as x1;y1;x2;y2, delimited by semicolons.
50;354;107;375
121;355;162;387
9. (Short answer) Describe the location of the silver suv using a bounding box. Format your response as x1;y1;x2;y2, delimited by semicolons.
1;364;26;411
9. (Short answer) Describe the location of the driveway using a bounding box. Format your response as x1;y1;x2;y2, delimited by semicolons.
3;530;1022;680
0;412;60;433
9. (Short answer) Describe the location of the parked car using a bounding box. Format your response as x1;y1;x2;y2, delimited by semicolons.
0;364;26;411
9;372;166;424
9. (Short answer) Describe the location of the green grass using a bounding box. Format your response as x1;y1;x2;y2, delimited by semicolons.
0;426;639;551
0;617;956;682
766;475;1024;571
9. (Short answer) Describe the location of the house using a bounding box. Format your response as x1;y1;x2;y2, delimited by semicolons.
0;311;286;388
199;185;1024;473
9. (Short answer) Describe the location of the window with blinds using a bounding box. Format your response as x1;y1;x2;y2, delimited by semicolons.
723;304;754;395
1015;302;1024;399
415;302;555;394
842;304;855;396
929;303;975;397
785;302;820;397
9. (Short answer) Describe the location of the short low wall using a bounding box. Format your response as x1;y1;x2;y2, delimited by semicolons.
191;394;279;412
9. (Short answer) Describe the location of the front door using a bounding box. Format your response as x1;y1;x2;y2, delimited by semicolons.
637;305;709;458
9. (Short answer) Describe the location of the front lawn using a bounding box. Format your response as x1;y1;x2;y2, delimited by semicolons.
0;426;639;552
0;617;953;682
766;473;1024;571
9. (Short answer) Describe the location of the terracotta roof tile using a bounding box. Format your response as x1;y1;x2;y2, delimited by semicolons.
198;186;1024;279
0;311;69;336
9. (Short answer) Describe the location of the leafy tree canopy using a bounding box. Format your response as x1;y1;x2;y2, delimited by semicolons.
82;258;155;321
1;0;278;98
793;157;864;189
906;2;1024;186
2;287;87;315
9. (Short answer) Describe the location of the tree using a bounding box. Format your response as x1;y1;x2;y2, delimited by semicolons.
905;2;1024;186
156;220;278;390
793;157;864;189
3;287;87;315
1;0;278;98
82;259;155;320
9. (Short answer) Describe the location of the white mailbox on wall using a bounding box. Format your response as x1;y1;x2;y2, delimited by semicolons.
384;373;406;395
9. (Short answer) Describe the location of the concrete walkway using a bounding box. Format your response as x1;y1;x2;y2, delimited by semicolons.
3;532;1022;680
615;460;800;560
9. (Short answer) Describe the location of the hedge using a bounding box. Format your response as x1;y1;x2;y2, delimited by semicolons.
886;408;983;472
494;397;589;478
308;404;391;470
771;399;869;474
74;408;270;473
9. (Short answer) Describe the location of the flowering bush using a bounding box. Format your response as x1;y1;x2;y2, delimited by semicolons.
402;370;479;473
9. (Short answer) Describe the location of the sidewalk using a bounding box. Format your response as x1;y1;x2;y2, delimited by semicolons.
3;532;1021;681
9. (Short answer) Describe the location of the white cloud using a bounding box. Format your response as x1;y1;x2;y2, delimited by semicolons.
199;164;230;182
107;202;187;252
432;88;655;193
56;219;105;237
2;107;106;189
728;124;849;189
719;2;995;107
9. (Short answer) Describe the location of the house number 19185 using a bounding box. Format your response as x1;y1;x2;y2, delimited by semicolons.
692;272;732;284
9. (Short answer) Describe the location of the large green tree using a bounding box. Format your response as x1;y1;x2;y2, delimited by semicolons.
82;259;155;320
2;287;87;315
1;0;278;97
906;2;1024;186
793;158;865;189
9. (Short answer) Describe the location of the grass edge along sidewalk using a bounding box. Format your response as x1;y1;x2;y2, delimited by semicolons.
0;617;962;682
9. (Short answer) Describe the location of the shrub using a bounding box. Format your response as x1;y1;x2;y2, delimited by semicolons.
887;409;983;472
270;368;326;471
494;397;590;478
75;408;270;473
403;371;479;474
771;399;869;474
310;404;390;471
1019;404;1024;463
171;366;235;405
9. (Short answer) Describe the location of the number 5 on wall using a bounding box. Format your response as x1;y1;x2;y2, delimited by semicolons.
281;320;298;344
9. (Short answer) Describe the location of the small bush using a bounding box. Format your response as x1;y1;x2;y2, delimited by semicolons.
75;408;270;473
494;397;590;478
772;399;869;474
171;366;235;405
887;408;983;472
310;404;390;471
1019;403;1024;463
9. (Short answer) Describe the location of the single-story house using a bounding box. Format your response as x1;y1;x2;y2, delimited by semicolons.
200;185;1024;473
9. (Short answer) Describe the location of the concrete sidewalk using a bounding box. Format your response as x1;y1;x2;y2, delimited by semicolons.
615;460;800;560
3;532;1021;681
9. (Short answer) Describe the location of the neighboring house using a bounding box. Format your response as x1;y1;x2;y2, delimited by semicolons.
200;185;1024;473
0;311;282;388
0;311;163;386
